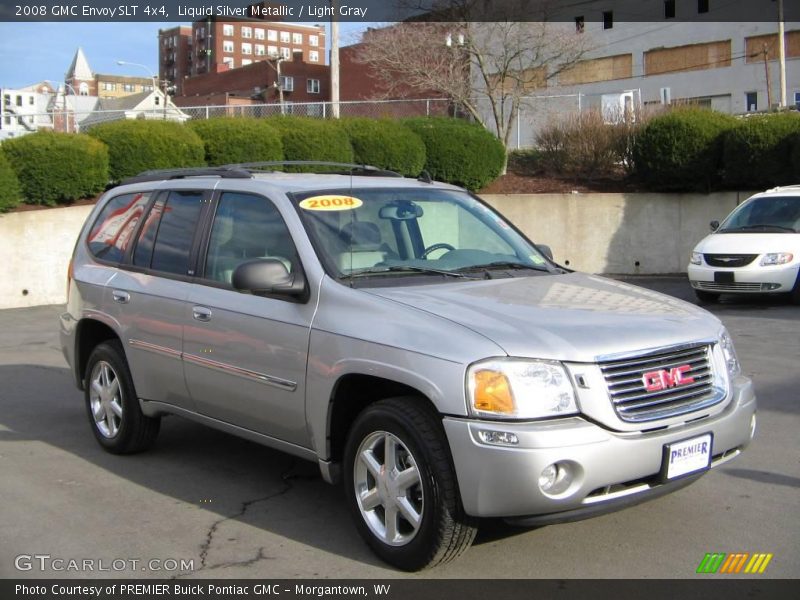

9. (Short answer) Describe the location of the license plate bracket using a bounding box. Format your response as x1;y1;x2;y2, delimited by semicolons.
660;433;713;481
714;271;734;283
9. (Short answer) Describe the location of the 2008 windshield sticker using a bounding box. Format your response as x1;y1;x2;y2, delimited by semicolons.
299;195;363;211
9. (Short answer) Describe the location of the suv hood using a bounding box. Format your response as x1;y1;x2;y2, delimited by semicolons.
366;273;719;362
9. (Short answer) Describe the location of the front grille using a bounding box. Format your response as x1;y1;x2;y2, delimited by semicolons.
600;344;721;423
695;281;765;292
704;254;758;268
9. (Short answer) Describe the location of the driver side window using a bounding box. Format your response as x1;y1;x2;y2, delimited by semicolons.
204;192;298;285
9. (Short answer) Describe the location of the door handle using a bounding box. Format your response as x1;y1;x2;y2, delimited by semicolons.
112;290;130;304
192;306;212;322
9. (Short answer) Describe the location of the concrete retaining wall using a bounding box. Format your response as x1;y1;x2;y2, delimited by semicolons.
0;192;753;309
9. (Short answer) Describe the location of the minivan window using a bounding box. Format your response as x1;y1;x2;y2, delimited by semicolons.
204;192;298;284
87;192;151;262
143;191;204;275
719;196;800;233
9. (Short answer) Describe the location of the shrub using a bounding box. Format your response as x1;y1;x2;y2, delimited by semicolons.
721;113;800;189
792;133;800;181
340;118;426;176
266;116;353;171
189;117;283;166
88;119;205;181
2;131;108;206
403;117;506;190
632;108;737;192
0;148;22;212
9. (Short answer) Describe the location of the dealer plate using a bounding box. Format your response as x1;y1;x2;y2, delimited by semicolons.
662;433;713;480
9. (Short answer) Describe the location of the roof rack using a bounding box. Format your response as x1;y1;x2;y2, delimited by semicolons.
221;161;404;178
120;166;252;185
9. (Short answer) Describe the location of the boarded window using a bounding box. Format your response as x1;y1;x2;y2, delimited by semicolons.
745;30;800;63
558;54;633;85
644;40;731;76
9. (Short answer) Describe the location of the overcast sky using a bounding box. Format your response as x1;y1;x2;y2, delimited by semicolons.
0;21;369;90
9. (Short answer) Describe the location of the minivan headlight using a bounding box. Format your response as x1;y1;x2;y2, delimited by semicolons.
760;252;793;266
690;252;703;266
467;359;578;419
719;328;741;378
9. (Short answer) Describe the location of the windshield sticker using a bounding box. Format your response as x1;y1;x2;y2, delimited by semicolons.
299;195;363;211
529;254;546;265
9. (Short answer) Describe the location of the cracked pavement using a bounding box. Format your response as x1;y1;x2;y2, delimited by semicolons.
0;278;798;578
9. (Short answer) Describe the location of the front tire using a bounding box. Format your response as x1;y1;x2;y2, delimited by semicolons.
343;398;477;571
85;341;160;454
694;289;720;304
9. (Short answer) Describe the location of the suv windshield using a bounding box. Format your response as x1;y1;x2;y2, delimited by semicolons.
292;187;555;283
719;196;800;233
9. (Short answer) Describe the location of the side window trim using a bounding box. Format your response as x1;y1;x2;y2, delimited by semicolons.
122;190;165;267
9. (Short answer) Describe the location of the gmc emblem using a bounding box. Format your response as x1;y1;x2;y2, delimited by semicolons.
642;365;695;392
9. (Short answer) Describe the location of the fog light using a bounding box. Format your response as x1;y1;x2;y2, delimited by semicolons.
750;413;757;440
538;462;574;495
539;464;558;491
477;429;519;446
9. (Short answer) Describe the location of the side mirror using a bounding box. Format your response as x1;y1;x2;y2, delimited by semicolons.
536;244;554;260
709;220;719;232
232;259;306;298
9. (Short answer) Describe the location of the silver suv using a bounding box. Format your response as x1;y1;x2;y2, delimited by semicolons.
61;163;756;571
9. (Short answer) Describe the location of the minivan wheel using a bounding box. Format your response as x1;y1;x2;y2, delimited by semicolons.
694;290;720;304
343;398;477;571
85;341;160;454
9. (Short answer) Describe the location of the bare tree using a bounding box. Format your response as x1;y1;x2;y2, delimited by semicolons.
355;16;591;150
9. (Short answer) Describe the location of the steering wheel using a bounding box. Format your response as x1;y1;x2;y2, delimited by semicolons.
421;243;456;259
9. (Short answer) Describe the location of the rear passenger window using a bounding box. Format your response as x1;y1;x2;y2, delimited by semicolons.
87;192;151;262
135;191;204;275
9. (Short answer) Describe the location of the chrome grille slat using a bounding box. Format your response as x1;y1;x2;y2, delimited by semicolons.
695;282;763;291
703;253;758;268
600;343;723;423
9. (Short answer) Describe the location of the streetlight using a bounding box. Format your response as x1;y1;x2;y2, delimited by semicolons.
266;54;287;114
116;59;164;119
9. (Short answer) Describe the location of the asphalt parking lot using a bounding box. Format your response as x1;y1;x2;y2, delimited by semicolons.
0;276;797;579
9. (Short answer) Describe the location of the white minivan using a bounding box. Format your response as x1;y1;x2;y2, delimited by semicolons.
688;186;800;304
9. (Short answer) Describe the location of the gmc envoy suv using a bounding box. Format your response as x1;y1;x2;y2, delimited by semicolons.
61;162;756;570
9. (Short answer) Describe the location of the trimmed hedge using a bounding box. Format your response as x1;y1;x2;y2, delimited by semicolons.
340;118;426;176
792;133;800;180
189;117;283;166
0;148;23;212
632;108;737;192
721;113;800;189
403;117;506;190
2;131;108;206
266;116;353;171
88;119;205;181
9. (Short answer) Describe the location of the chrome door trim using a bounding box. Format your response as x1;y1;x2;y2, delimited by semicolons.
183;352;298;392
128;339;183;360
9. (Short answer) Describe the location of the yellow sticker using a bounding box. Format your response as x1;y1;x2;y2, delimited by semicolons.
299;195;363;211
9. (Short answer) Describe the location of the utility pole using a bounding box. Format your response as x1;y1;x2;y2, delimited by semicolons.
330;0;340;118
763;43;773;110
778;0;787;108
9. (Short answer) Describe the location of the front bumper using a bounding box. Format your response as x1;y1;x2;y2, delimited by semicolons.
688;262;799;294
444;376;756;519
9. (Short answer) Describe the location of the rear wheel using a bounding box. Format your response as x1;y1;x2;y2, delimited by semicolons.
694;289;720;304
85;341;160;454
343;397;477;571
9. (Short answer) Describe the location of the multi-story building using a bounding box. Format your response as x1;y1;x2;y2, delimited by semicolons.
159;16;325;98
0;83;55;140
65;47;157;99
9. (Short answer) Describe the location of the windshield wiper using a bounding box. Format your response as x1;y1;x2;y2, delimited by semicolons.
345;265;480;279
721;224;796;233
454;261;550;273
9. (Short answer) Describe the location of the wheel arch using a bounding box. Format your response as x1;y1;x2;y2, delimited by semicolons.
74;318;123;390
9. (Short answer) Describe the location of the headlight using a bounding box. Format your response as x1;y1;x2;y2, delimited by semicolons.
690;252;703;266
467;359;578;419
719;328;741;378
759;252;793;266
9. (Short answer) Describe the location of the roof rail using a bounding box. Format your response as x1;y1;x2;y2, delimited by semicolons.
120;166;253;185
222;161;404;178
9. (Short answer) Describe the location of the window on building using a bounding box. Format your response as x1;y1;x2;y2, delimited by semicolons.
603;11;613;29
745;92;758;112
3;94;10;105
268;45;278;57
280;75;294;92
241;43;252;55
3;116;10;126
280;31;290;43
574;16;585;33
255;28;265;40
309;35;319;47
29;96;35;104
123;83;135;92
268;30;278;41
664;0;676;18
223;57;235;68
307;78;320;94
242;26;252;39
280;47;291;59
309;50;319;63
223;40;234;53
79;82;89;96
16;95;22;106
292;32;303;45
102;82;116;91
255;44;266;56
197;26;205;38
242;58;252;66
88;192;151;263
223;24;234;37
794;91;800;109
698;0;709;13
